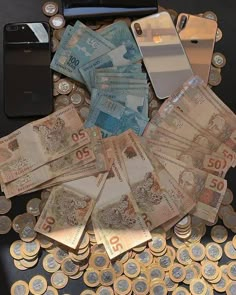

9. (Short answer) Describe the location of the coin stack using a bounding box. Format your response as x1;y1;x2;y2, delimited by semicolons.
174;215;192;240
0;195;12;235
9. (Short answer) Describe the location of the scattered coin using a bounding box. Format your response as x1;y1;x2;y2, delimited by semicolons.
54;28;66;40
42;2;59;17
212;273;228;293
135;249;153;267
0;195;12;214
202;261;219;280
20;257;39;268
19;224;37;242
113;275;132;295
10;240;23;260
227;261;236;280
208;66;222;86
11;280;29;295
189;242;206;261
211;225;228;243
123;259;140;279
132;277;149;295
183;265;198;285
21;239;40;257
29;275;47;295
172;286;190;295
43;254;60;273
55;79;73;95
149;280;167;295
148;263;165;281
51;271;69;289
51;37;59;53
169;263;186;282
83;268;100;287
26;198;41;216
70;91;85;106
176;246;192;265
49;14;66;30
100;267;116;286
61;258;79;276
81;290;96;295
44;286;59;295
0;215;12;234
111;260;123;277
203;11;218;21
226;281;236;295
190;278;207;295
78;105;90;121
212;52;226;68
222;188;233;205
13;259;28;271
216;28;223;42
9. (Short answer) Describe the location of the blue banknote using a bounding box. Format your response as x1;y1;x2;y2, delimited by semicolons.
95;64;142;74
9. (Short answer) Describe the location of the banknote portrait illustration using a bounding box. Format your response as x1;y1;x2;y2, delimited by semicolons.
207;114;226;136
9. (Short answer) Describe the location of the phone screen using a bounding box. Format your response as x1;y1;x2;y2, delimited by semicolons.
4;22;53;117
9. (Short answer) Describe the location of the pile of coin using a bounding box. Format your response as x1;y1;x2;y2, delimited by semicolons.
174;215;192;240
0;195;12;235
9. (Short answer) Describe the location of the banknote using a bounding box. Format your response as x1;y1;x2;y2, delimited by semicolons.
95;72;147;80
0;105;89;183
92;161;151;259
155;151;227;223
80;45;141;90
152;109;236;166
51;20;115;82
91;89;147;118
35;171;108;249
117;130;195;230
84;95;149;137
95;77;147;87
100;21;142;63
96;83;149;91
3;142;96;198
161;76;236;152
143;138;229;177
95;64;142;74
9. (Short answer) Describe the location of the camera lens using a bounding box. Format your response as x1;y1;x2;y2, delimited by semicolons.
179;15;188;30
6;25;18;31
134;23;142;36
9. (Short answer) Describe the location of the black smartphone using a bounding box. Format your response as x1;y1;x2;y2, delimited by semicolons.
3;22;53;117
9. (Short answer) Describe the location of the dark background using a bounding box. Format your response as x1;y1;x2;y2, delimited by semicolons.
0;1;235;294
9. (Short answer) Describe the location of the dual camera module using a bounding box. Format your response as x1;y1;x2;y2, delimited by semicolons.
6;25;26;31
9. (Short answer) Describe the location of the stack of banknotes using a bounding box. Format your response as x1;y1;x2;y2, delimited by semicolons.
0;76;235;258
50;20;150;136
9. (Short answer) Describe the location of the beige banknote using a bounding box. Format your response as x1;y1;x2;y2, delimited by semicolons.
35;172;108;249
117;130;196;230
143;138;229;177
0;105;90;183
92;161;151;259
155;152;227;223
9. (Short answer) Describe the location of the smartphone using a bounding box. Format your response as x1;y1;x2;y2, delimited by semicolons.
3;22;53;117
131;12;193;99
176;13;217;84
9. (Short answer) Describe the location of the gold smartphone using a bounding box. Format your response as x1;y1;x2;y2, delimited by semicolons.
131;12;193;100
176;13;217;84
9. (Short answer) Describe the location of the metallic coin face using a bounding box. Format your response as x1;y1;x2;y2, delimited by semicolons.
29;275;47;295
100;268;115;286
190;279;207;295
132;278;148;294
49;14;65;30
149;235;166;252
171;265;185;281
22;240;40;256
42;2;59;16
159;255;172;270
0;215;12;234
150;283;167;295
190;243;205;261
111;261;123;276
149;264;165;280
212;53;226;68
78;105;90;121
10;240;23;260
43;254;60;273
203;11;218;21
61;258;79;276
95;255;107;268
11;280;29;295
53;248;69;263
43;286;59;295
227;282;236;294
56;79;73;95
208;66;222;86
0;195;12;214
84;269;100;287
202;263;217;279
114;276;131;294
51;271;68;289
206;243;222;261
19;224;37;242
136;250;153;266
211;225;228;243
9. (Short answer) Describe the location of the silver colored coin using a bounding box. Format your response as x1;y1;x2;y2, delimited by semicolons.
53;72;61;82
95;256;106;268
49;14;65;30
159;255;172;269
96;286;113;295
101;270;114;284
51;271;68;289
19;224;37;242
150;268;163;280
204;264;216;276
230;264;236;276
70;92;84;106
216;28;223;42
185;268;195;281
126;261;138;275
212;52;226;68
152;285;165;295
54;28;66;40
208;66;222;86
87;271;99;284
137;252;151;264
54;95;70;109
193;281;205;294
42;2;59;16
134;280;148;293
207;244;221;259
62;259;78;274
192;245;204;258
0;215;11;234
117;279;129;292
172;266;184;279
78;105;90;121
0;195;11;214
56;79;73;95
26;198;41;216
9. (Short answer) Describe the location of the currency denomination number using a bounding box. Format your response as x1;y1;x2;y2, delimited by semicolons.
68;55;79;69
87;38;99;49
110;236;123;252
222;149;233;161
209;177;225;192
207;158;226;170
142;213;152;228
72;129;86;142
76;146;90;160
42;216;55;232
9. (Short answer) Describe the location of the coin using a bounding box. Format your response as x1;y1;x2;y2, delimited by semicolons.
49;14;65;30
54;28;66;40
29;275;47;295
11;280;29;295
203;11;218;21
176;246;192;265
20;257;39;268
222;188;233;205
53;72;61;83
42;2;58;16
78;105;90;121
61;258;79;276
123;259;140;279
212;52;226;68
111;260;123;277
190;279;207;295
169;263;186;283
208;66;222;86
135;249;153;267
79;232;90;249
172;286;190;295
113;276;132;295
226;281;236;295
51;271;68;289
21;239;40;257
84;268;100;287
19;224;37;243
44;286;59;295
211;225;228;244
51;37;59;53
70;91;85;106
38;234;53;249
227;261;236;280
192;262;202;278
156;254;173;271
216;28;223;42
148;263;165;281
10;240;23;260
148;234;166;253
0;215;11;234
43;254;60;273
205;242;223;262
165;272;178;291
96;286;114;295
149;281;167;295
171;235;185;249
202;261;219;280
13;259;28;271
81;290;96;295
53;247;69;263
131;277;149;295
55;79;73;95
100;267;116;286
183;265;198;285
189;242;206;261
69;270;84;280
26;198;41;216
0;195;11;214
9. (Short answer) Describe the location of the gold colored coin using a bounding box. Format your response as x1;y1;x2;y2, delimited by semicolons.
69;270;84;280
222;188;233;205
205;242;223;261
0;215;12;234
226;281;236;295
44;286;59;295
216;28;223;42
227;261;236;280
156;254;174;271
176;246;192;265
29;275;47;295
51;271;68;289
166;246;176;260
13;259;28;271
171;235;185;249
54;28;66;41
20;250;38;261
203;11;218;21
11;280;29;295
172;286;190;295
100;267;116;286
190;279;207;295
151;227;166;239
212;52;226;68
169;263;186;283
26;198;41;216
111;260;124;277
96;286;114;295
205;284;214;295
55;79;73;95
42;2;59;16
148;234;166;253
61;258;79;276
164;272;178;291
211;225;228;243
191;262;202;278
49;14;65;30
10;240;23;260
135;249;153;267
19;224;37;242
81;290;96;295
189;242;206;261
150;281;167;295
52;72;61;83
202;261;219;280
0;195;12;214
78;105;90;121
43;254;60;273
150;247;166;257
131;277;149;295
218;204;234;219
90;252;110;270
21;239;40;257
79;232;90;249
208;66;222;86
123;259;140;279
148;263;165;281
185;227;202;244
183;265;198;285
53;247;69;263
114;276;132;295
20;257;39;268
37;234;53;249
208;270;222;284
176;215;191;229
83;268;100;287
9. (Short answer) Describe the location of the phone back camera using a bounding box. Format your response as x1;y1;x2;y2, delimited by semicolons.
134;23;143;36
6;25;18;31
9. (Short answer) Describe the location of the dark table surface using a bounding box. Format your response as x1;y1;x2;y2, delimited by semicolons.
0;1;236;294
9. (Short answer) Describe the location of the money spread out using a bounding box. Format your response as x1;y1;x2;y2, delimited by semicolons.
1;8;236;295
